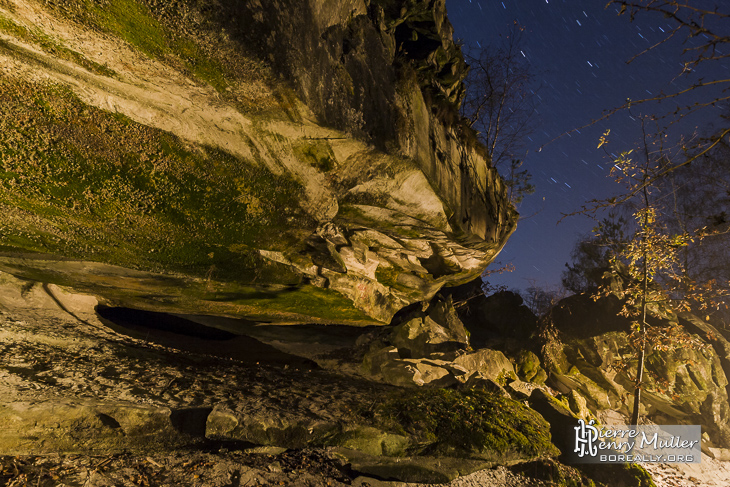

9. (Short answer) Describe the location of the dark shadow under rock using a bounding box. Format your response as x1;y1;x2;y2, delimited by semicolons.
441;279;539;352
96;306;318;369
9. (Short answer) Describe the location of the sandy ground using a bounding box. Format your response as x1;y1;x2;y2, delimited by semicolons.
1;268;729;486
642;456;730;487
0;271;554;486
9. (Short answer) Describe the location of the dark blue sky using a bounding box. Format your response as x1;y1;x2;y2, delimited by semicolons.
445;0;729;292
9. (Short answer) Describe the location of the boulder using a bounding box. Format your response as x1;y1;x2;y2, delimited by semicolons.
567;390;593;422
390;296;469;358
464;374;510;397
379;359;459;388
453;349;517;385
545;293;730;447
362;346;401;376
419;359;470;378
391;317;456;358
549;294;631;339
701;393;730;447
506;380;544;399
527;389;580;459
515;350;547;384
328;427;410;457
0;400;208;455
360;296;472;386
206;406;339;449
425;297;470;347
442;284;538;349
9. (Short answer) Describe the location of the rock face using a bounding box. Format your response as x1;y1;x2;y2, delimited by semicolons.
359;295;521;389
0;0;516;323
544;294;730;448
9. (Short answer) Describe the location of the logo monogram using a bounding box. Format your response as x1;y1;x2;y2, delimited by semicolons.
574;419;599;458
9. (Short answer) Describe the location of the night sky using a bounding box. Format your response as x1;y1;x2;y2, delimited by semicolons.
445;0;729;292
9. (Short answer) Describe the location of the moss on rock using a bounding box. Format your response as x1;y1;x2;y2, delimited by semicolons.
577;463;657;487
371;388;559;461
0;77;313;280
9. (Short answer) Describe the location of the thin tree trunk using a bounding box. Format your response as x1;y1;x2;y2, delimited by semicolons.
631;326;646;425
631;183;651;426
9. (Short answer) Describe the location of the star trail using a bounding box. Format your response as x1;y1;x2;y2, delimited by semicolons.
446;0;729;292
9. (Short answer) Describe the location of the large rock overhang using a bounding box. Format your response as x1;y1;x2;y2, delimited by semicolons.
0;0;516;323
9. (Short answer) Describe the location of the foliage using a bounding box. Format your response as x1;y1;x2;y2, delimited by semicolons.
562;214;629;293
587;124;720;424
599;125;730;314
372;388;558;459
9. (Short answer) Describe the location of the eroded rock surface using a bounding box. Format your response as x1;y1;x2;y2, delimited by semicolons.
0;0;516;323
544;293;730;449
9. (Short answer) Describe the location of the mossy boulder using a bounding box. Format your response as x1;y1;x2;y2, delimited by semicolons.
372;388;559;461
206;406;339;449
0;400;206;455
516;349;547;384
527;389;580;459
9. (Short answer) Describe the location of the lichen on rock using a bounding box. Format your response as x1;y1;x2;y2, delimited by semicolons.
0;0;515;324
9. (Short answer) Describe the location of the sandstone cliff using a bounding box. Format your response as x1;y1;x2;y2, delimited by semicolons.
0;0;516;323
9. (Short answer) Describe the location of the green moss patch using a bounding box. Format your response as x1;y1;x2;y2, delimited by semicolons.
370;388;559;460
577;463;657;487
0;77;313;282
375;263;401;288
172;36;230;92
293;140;335;172
85;0;167;59
32;0;234;93
197;281;376;323
88;0;230;91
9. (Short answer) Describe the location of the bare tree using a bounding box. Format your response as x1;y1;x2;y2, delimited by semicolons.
461;22;537;169
523;283;564;318
553;2;729;212
608;1;730;143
